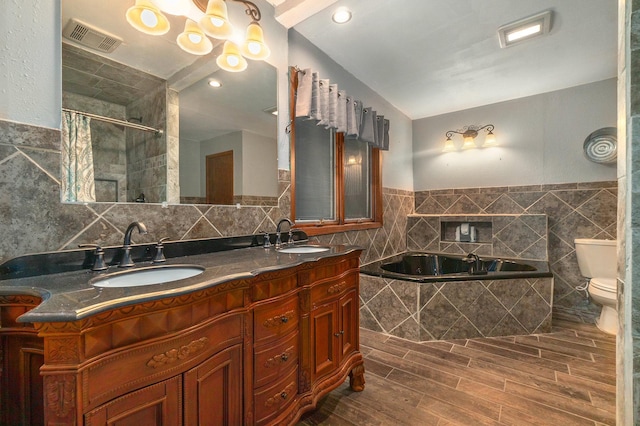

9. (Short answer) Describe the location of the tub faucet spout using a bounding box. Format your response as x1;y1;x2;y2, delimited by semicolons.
119;221;148;267
464;253;486;275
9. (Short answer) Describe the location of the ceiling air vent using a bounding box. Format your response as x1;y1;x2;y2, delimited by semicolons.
62;18;123;53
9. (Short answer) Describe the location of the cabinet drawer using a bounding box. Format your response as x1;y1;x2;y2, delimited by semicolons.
83;313;243;410
310;272;358;306
253;365;298;425
254;296;298;344
254;331;298;388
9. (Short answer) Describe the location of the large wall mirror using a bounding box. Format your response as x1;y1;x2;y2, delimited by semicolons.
61;0;278;206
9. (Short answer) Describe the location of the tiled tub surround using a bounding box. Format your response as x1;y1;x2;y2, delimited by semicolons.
414;183;617;322
407;214;548;261
0;119;412;267
359;255;553;341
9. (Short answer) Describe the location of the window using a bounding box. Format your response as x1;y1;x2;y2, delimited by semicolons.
291;117;382;236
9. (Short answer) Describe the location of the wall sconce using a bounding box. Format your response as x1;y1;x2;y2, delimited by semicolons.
443;124;497;152
126;0;270;72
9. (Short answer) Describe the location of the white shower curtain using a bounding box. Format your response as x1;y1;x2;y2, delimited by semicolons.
61;111;96;202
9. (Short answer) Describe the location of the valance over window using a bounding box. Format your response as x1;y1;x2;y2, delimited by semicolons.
293;67;390;150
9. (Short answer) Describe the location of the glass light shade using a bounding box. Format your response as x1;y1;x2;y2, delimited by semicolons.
483;131;497;147
461;136;477;149
442;137;456;152
241;23;270;60
199;0;233;39
177;19;213;55
126;0;170;35
217;41;248;72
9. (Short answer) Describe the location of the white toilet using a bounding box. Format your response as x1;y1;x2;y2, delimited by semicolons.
574;239;618;335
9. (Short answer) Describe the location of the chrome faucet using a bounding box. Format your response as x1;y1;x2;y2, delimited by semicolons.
464;253;486;275
275;218;294;249
119;221;148;267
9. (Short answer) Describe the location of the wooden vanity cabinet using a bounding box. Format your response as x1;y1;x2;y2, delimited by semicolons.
0;250;364;425
0;295;44;426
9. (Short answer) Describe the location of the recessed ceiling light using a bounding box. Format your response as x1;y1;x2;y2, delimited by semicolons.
332;7;352;24
498;10;552;48
208;80;222;88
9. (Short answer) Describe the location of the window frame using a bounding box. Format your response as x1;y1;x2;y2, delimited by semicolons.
289;69;383;236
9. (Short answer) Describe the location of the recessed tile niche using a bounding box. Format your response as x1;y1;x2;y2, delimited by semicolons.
407;214;548;261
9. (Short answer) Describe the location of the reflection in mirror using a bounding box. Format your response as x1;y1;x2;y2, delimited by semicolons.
179;60;278;205
60;0;278;205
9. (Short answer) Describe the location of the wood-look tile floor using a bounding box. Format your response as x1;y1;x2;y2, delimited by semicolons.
298;320;616;425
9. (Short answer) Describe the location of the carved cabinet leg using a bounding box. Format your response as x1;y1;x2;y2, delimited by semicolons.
348;363;365;392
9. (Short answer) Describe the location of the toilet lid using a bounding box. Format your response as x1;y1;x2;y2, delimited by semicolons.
590;277;617;291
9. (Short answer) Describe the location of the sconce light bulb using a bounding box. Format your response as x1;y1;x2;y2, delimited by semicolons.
442;138;456;152
241;23;270;60
217;41;248;72
210;17;225;28
247;41;261;55
141;9;159;28
484;131;497;147
188;33;202;43
462;136;477;150
126;0;170;35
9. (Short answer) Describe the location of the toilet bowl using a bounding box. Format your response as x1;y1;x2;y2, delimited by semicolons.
574;239;617;335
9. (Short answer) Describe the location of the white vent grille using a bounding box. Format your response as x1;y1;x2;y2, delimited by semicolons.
63;19;122;53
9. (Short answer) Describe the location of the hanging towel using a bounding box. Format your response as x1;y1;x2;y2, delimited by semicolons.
346;96;358;138
326;83;338;129
317;79;330;126
308;72;320;120
295;68;312;118
336;90;347;133
359;107;376;144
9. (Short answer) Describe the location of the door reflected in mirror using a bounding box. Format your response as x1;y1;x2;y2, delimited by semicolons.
61;0;278;206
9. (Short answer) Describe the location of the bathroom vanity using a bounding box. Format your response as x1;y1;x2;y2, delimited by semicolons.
0;237;364;425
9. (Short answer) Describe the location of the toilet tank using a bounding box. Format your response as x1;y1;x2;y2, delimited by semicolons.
574;239;617;279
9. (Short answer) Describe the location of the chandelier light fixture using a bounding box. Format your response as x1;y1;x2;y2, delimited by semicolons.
125;0;270;72
443;124;497;152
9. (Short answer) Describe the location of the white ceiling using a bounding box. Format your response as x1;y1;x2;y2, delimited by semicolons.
276;0;618;120
62;0;618;136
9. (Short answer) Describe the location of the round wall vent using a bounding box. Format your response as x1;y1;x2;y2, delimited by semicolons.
583;127;617;164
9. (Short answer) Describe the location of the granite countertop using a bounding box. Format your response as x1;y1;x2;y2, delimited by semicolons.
0;243;360;324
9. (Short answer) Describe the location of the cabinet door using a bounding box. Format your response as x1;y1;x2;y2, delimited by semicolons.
85;376;182;425
183;344;243;426
1;334;44;426
338;290;358;361
310;302;339;380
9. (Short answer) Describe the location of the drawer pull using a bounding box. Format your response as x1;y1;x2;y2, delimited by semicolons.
265;382;295;408
146;337;208;368
263;310;295;329
334;330;345;337
264;346;294;368
327;281;347;294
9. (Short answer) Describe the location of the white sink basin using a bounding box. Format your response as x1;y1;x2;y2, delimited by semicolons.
278;246;330;254
92;265;205;288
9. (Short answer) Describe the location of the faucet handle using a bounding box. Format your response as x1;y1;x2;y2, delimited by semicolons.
79;244;108;271
153;237;169;263
261;231;272;248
